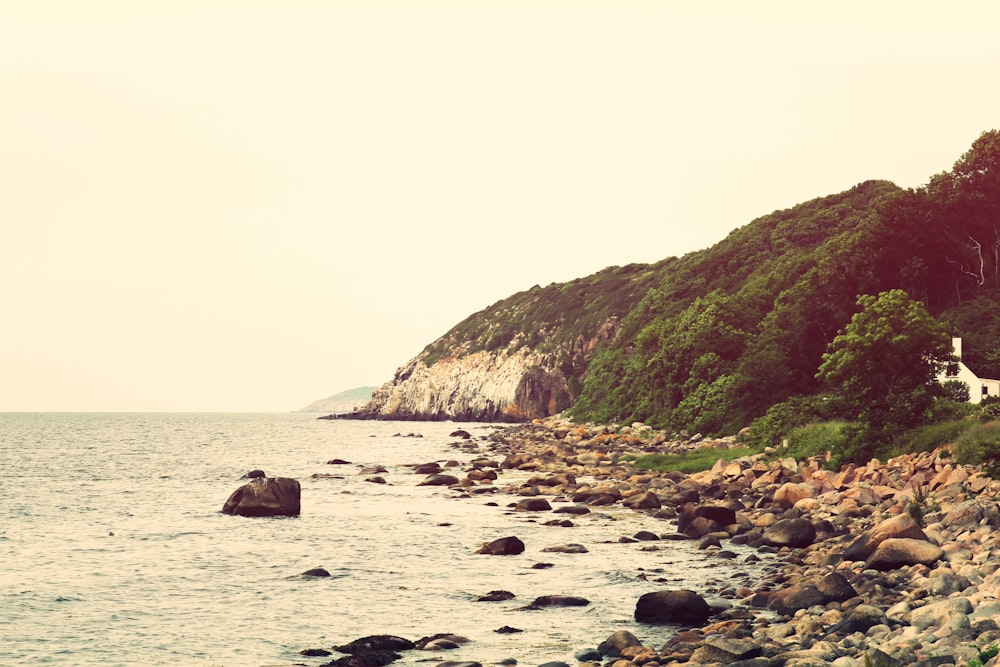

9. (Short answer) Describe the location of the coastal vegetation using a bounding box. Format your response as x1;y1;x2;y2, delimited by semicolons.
572;131;1000;449
377;130;1000;467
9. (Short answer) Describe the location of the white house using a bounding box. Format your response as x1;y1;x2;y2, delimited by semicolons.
939;337;1000;403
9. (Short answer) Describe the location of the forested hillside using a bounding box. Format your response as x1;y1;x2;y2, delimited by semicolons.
571;130;1000;434
360;130;1000;432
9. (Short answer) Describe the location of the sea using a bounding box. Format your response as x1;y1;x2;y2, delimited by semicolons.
1;412;762;667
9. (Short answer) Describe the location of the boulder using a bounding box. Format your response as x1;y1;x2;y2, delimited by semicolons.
532;472;577;487
475;536;525;555
943;498;1000;527
815;572;857;603
623;491;661;510
449;429;472;439
418;474;460;487
242;469;266;478
767;584;827;616
331;635;414;666
762;518;816;549
908;597;974;630
477;590;515;602
634;590;712;625
844;513;928;561
221;477;301;517
689;637;763;664
680;516;724;539
515;498;552;511
835;604;888;634
334;635;415;653
865;537;943;571
553;505;591;515
678;503;738;533
597;630;642;657
324;652;401;667
773;482;817;507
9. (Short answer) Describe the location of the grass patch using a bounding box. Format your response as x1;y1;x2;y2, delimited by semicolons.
780;420;852;461
889;419;968;458
628;447;754;474
952;420;1000;478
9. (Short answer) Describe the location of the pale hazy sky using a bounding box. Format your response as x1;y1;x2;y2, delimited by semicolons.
2;1;999;412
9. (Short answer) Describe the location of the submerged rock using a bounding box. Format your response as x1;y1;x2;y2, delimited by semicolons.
301;567;331;577
334;635;415;653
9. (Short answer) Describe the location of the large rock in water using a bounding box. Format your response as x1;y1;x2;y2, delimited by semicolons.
634;590;712;625
221;477;301;517
475;536;525;555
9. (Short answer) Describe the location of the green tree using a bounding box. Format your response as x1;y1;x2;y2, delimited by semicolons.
816;289;954;464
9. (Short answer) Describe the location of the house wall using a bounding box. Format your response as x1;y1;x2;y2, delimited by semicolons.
938;337;998;404
939;360;986;403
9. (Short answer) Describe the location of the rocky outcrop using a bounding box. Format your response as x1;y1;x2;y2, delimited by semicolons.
349;349;572;422
336;302;625;422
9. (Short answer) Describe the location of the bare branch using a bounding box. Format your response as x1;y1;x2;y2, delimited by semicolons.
967;235;986;285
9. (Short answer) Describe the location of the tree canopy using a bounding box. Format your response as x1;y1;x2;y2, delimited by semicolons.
815;289;953;461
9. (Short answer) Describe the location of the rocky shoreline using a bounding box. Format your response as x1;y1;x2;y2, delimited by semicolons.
303;416;1000;667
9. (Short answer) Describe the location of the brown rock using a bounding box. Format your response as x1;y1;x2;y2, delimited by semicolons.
689;637;762;664
597;630;642;657
221;477;301;517
865;538;943;570
844;513;928;561
634;590;712;625
417;474;460;486
762;518;816;549
475;536;525;555
515;497;553;511
773;482;817;507
623;491;661;510
767;584;826;616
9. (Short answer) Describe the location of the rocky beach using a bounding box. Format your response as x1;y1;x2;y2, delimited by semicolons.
315;417;1000;667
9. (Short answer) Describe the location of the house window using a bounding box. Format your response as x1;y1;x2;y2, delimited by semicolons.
984;386;990;396
946;363;960;377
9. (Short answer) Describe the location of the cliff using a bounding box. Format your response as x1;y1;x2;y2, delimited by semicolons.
345;263;659;422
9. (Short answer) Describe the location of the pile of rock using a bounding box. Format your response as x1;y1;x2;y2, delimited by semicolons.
469;416;1000;667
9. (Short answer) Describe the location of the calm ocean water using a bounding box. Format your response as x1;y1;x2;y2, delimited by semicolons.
1;413;759;666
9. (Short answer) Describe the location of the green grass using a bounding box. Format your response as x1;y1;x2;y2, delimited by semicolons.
781;420;853;461
626;447;754;474
952;421;1000;477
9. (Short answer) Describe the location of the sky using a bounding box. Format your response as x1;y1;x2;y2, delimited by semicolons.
2;1;999;412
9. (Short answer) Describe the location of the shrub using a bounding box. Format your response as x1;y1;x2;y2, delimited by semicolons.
941;379;971;403
741;394;845;452
979;400;1000;422
897;420;970;455
952;421;1000;478
781;420;852;461
929;398;979;423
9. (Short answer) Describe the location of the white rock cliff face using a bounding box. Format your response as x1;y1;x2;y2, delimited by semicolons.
363;348;564;421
